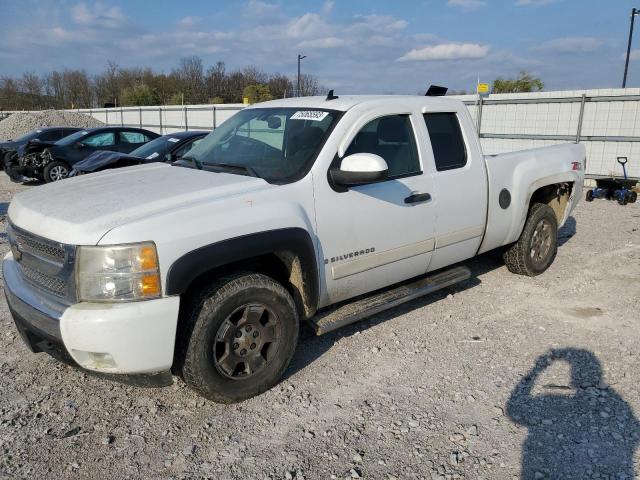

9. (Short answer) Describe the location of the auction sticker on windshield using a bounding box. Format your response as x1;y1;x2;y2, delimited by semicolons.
291;110;329;121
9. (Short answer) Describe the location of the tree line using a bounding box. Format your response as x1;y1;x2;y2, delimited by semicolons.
0;56;324;110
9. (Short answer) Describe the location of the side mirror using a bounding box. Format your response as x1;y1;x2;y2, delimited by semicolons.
330;153;389;186
267;116;282;129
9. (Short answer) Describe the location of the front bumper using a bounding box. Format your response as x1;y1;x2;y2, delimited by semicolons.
3;253;180;387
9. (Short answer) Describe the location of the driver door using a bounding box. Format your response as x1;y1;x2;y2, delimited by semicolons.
313;111;436;305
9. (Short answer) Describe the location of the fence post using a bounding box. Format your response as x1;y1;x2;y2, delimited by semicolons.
139;107;143;128
120;107;124;126
476;96;484;136
159;107;163;135
213;106;217;130
184;107;189;131
576;93;587;144
105;109;109;125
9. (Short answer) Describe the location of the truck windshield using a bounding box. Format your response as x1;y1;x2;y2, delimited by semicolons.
185;108;341;183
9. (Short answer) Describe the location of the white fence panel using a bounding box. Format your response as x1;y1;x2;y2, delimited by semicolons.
68;90;640;179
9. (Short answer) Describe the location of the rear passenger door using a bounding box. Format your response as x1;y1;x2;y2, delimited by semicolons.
119;131;149;153
420;110;488;271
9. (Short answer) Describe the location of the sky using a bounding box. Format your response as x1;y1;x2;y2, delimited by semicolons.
1;0;640;94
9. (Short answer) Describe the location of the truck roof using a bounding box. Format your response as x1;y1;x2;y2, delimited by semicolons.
253;95;464;112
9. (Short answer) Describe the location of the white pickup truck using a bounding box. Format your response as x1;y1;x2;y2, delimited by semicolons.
3;94;585;402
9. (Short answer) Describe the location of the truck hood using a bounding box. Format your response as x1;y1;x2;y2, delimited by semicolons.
8;163;272;245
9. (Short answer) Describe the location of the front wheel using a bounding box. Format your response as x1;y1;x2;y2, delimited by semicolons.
43;160;70;182
177;273;299;403
503;203;558;277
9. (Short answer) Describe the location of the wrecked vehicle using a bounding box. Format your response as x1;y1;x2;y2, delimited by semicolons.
6;127;159;183
1;127;81;172
3;93;585;403
70;130;208;176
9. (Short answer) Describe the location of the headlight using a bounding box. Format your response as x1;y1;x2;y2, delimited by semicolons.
76;242;161;302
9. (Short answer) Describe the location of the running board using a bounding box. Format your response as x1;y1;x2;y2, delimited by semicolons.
309;266;471;335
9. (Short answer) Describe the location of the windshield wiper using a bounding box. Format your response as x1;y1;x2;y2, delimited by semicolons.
181;155;203;170
203;162;259;178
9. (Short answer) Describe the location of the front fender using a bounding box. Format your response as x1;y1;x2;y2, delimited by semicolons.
165;227;319;311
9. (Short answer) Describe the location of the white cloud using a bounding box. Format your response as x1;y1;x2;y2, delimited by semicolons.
245;0;279;16
178;16;199;28
516;0;558;5
71;2;126;28
447;0;487;9
323;1;335;15
398;43;490;61
298;37;344;49
628;50;640;61
535;37;603;54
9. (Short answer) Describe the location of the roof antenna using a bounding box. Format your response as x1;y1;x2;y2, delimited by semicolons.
425;85;448;97
326;89;339;101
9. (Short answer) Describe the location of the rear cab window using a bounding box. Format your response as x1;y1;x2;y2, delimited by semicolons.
423;113;467;172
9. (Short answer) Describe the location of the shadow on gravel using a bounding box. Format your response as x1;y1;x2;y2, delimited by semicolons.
507;348;639;480
558;216;577;247
284;251;504;381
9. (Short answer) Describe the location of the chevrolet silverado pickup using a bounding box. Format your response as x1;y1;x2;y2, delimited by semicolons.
3;94;585;402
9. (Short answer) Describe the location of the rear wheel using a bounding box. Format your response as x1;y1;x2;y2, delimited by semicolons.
44;160;70;182
503;203;558;277
178;273;299;403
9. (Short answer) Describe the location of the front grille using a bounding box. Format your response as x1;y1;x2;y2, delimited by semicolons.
19;263;67;296
14;231;65;262
7;221;75;301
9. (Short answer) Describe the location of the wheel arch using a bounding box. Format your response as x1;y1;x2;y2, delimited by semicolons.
165;228;319;320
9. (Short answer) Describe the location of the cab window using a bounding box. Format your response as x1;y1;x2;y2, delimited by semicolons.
345;114;420;178
423;113;467;172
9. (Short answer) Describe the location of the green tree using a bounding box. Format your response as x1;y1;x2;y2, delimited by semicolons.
242;84;273;104
121;83;160;106
492;71;544;94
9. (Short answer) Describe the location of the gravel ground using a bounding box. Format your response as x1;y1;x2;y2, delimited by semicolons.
0;111;103;141
0;174;639;480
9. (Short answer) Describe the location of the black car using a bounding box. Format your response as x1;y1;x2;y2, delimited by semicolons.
7;126;160;182
71;131;208;175
1;127;81;171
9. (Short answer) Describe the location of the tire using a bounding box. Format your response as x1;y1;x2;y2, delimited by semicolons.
177;273;299;403
629;191;638;204
503;203;558;277
3;151;16;172
43;160;70;182
585;190;594;202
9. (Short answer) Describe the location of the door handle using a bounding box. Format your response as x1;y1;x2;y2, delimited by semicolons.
404;193;432;204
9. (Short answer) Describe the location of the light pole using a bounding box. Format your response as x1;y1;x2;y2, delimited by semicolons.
623;8;640;88
297;54;306;97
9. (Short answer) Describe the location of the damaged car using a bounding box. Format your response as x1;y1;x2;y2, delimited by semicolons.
70;130;208;176
6;126;159;183
1;127;81;172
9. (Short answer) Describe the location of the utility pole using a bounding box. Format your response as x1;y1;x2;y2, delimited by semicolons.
297;54;306;97
623;8;640;88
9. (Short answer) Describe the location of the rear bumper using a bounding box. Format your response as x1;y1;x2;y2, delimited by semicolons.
3;253;179;387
